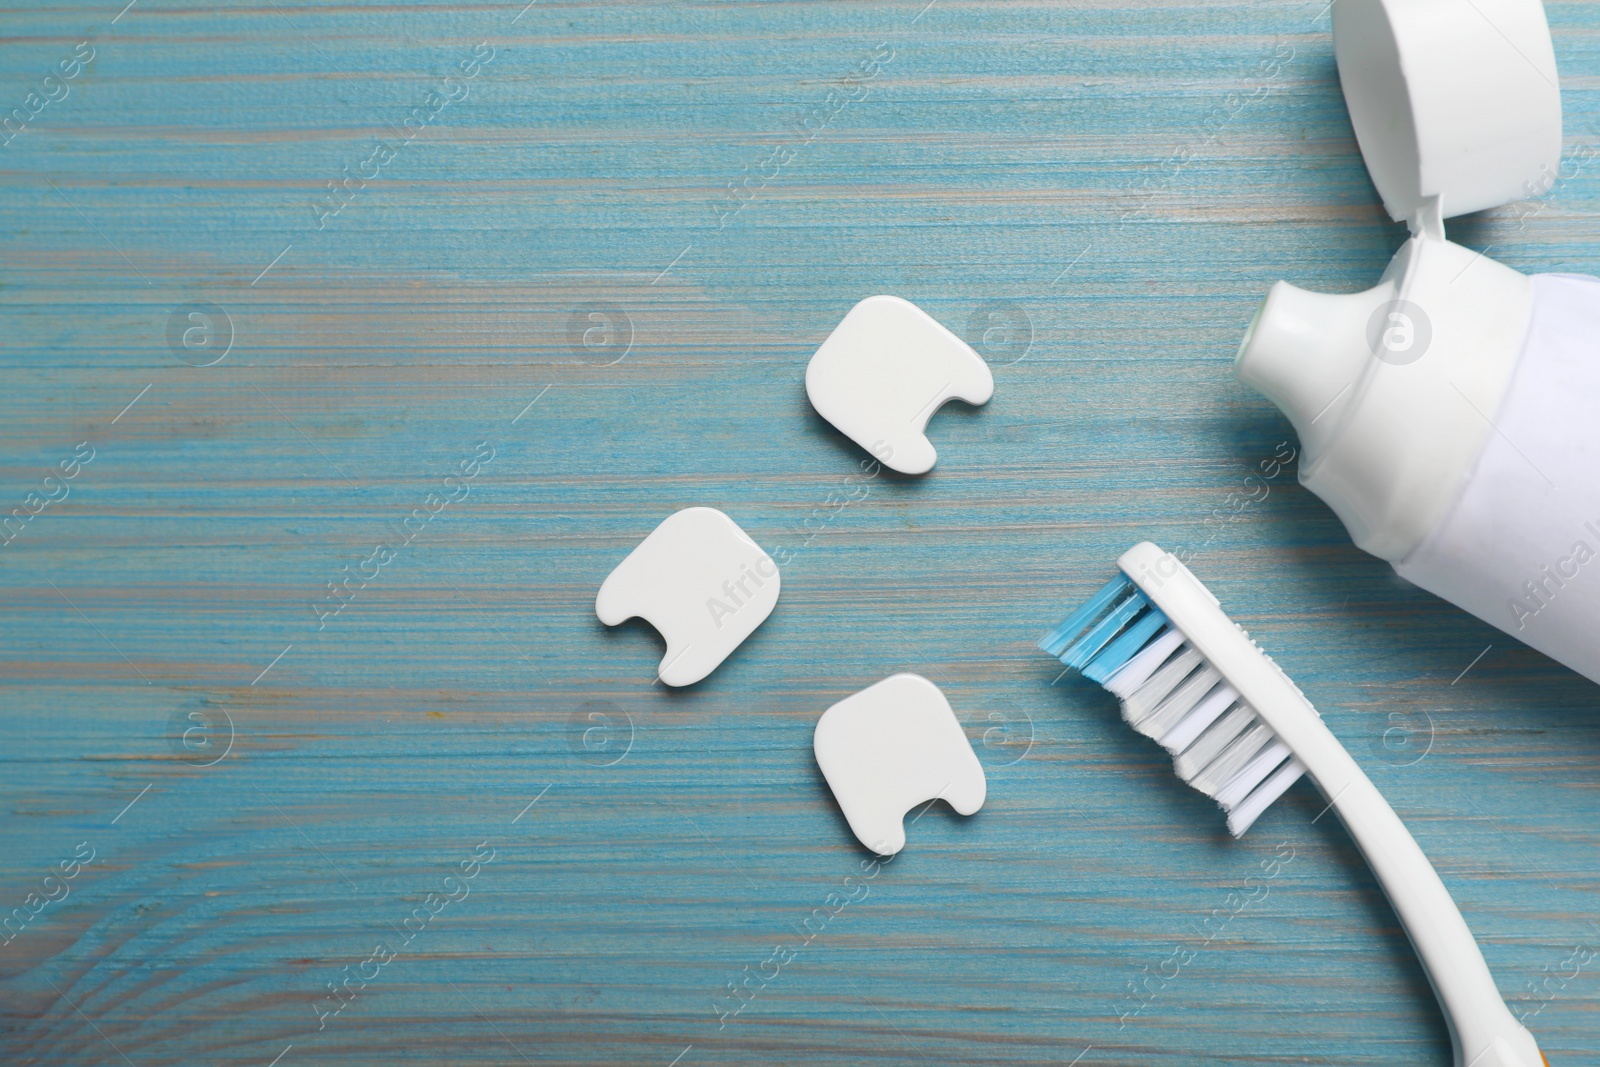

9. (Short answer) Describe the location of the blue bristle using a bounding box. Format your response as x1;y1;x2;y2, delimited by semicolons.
1037;574;1131;659
1060;589;1148;669
1083;607;1168;683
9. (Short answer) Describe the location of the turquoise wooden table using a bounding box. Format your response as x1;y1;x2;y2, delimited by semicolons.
4;1;1600;1064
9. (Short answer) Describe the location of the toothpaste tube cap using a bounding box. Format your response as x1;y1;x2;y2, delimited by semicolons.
1333;0;1560;229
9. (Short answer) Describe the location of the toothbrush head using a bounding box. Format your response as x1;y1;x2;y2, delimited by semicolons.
1040;543;1307;836
1043;548;1550;1067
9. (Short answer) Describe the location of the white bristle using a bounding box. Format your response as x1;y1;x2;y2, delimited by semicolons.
1104;627;1184;698
1226;758;1306;837
1190;721;1275;797
1056;553;1317;837
1173;704;1255;780
1158;684;1238;754
1122;627;1305;833
1120;647;1203;724
1132;666;1222;742
1214;739;1292;810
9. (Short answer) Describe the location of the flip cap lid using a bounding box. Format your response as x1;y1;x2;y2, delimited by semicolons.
1333;0;1561;225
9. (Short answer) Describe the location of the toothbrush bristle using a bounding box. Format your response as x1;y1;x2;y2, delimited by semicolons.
1039;573;1306;836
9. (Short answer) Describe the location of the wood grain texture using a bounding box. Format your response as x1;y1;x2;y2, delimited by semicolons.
3;1;1600;1064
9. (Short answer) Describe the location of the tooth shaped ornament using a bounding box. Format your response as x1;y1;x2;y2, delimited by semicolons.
595;508;780;687
805;296;994;475
813;674;987;855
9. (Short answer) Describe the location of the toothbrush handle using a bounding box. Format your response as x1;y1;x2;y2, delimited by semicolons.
1120;543;1545;1065
1317;752;1546;1067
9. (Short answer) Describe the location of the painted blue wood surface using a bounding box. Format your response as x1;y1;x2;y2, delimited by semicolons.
3;1;1600;1064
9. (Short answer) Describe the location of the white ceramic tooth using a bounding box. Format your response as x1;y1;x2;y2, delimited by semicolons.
595;507;780;687
805;295;994;475
813;673;987;856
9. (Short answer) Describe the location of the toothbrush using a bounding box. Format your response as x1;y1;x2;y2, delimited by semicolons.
1040;542;1546;1067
